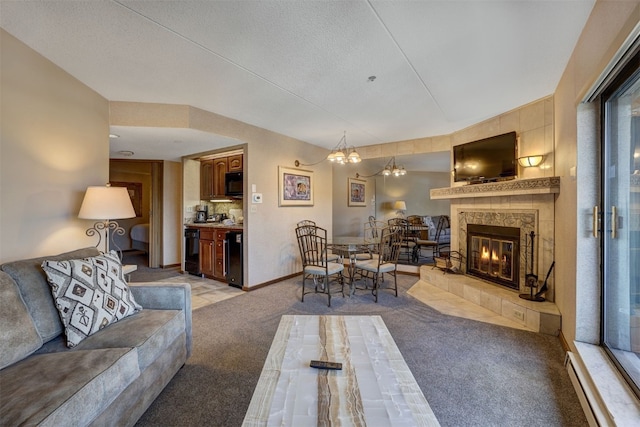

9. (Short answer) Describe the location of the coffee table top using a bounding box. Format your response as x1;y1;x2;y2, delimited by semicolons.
243;315;440;426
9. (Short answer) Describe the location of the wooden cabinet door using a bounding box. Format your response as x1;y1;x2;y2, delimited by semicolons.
200;159;214;200
228;154;243;172
199;239;214;277
213;158;228;197
214;229;227;280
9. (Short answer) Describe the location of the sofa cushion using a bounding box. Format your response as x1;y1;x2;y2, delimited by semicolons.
0;271;42;369
0;247;100;342
0;347;139;427
73;309;185;371
41;251;142;348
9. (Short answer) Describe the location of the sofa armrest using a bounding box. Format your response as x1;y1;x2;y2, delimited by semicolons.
128;282;192;358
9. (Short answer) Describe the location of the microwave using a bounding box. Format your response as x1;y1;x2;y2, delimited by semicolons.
225;172;243;197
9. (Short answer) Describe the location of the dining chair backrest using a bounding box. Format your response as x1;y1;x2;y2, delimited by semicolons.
295;224;329;268
378;227;403;266
297;219;316;228
365;220;386;240
406;215;423;225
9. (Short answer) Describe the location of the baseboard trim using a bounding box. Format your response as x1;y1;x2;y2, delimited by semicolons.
244;272;302;291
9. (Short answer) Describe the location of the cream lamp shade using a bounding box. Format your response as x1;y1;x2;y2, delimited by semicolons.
79;185;136;220
393;201;407;211
79;184;136;255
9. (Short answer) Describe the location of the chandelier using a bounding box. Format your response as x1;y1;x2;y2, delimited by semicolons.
327;131;361;164
355;156;407;178
295;131;361;167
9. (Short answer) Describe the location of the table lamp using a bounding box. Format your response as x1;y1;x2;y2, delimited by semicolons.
393;201;407;218
79;184;136;257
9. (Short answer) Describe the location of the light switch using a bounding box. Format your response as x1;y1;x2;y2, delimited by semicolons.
252;184;257;193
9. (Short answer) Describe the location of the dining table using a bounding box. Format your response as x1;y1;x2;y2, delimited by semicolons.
329;235;379;295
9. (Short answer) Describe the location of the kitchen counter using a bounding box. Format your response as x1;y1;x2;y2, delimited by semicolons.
185;223;244;230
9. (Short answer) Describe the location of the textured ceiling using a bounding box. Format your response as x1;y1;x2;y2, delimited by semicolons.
1;0;595;165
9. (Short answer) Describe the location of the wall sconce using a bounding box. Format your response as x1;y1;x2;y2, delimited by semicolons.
295;131;361;167
356;156;407;178
393;200;407;217
78;183;136;258
518;155;544;167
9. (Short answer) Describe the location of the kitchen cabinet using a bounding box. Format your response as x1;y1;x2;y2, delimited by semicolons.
200;159;214;200
199;229;215;277
214;229;226;279
196;227;235;281
213;157;228;197
228;154;243;172
200;154;243;199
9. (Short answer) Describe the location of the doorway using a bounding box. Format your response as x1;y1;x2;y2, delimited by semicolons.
600;50;640;397
109;159;163;268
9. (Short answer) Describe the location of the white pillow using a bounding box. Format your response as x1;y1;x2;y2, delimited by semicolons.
42;251;142;348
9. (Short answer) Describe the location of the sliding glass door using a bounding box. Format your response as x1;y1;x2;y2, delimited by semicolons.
601;53;640;396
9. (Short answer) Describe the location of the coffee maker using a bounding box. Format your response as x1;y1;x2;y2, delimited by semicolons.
195;205;208;223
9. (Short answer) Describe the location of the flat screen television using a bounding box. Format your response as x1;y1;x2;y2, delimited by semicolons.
453;131;517;183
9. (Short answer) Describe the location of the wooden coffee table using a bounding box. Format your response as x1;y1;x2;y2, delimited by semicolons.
243;315;440;426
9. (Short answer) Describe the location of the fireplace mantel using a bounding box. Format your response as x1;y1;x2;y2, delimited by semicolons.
430;177;560;200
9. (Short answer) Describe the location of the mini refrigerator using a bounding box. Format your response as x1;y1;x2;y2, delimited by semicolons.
225;231;243;288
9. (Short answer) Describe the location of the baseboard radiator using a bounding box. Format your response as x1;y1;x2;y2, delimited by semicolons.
564;352;606;426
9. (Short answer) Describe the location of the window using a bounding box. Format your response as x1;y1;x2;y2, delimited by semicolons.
601;50;640;397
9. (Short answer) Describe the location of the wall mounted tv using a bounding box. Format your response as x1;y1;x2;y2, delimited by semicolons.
453;131;517;183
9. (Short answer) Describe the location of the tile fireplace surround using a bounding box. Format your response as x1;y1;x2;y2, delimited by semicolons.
430;177;561;334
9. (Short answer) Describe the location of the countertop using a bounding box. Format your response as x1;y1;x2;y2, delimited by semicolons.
185;222;244;230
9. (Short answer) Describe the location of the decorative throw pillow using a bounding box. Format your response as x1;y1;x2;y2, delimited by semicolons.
42;251;142;348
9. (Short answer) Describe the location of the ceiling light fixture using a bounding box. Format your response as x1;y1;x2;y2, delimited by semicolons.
109;133;120;139
356;156;407;178
295;131;361;167
518;155;544;167
117;150;135;157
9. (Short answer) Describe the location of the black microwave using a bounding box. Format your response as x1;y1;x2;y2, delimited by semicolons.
225;172;243;197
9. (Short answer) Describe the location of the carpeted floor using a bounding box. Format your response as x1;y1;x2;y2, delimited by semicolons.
135;274;586;427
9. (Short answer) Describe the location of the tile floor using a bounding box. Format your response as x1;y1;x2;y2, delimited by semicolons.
406;280;534;331
151;274;244;310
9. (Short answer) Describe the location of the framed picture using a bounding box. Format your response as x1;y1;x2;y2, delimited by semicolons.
348;178;366;207
279;166;314;206
110;181;143;217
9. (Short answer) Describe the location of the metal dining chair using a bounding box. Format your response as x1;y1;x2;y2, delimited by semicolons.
353;227;402;302
387;218;416;263
295;225;345;307
296;220;341;263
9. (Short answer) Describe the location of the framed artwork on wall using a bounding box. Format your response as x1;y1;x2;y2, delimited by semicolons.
110;181;143;217
279;166;314;206
348;178;366;207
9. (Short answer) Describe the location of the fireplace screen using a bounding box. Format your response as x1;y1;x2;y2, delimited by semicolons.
467;224;520;290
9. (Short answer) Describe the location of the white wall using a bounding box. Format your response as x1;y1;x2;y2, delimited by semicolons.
0;29;109;262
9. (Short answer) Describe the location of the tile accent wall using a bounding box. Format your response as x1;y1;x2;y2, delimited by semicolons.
451;193;556;301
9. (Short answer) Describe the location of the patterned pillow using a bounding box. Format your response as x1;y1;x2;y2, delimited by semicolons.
42;251;142;348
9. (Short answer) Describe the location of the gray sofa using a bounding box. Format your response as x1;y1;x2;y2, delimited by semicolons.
0;247;192;426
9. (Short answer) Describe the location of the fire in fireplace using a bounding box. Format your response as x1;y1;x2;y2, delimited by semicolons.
467;224;520;290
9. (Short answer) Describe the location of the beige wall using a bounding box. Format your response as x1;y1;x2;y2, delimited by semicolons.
111;102;333;288
0;29;109;262
554;1;640;347
375;172;451;222
163;161;182;267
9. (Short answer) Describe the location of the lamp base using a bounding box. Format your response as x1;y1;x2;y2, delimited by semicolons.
85;220;126;259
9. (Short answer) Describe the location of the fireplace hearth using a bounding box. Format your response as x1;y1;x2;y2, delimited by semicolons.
467;224;520;290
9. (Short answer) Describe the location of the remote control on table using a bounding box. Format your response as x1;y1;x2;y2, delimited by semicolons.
310;360;342;370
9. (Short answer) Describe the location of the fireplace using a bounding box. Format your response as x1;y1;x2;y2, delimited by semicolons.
467;224;520;290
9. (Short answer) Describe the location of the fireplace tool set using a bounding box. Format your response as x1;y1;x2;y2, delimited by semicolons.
519;231;554;302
